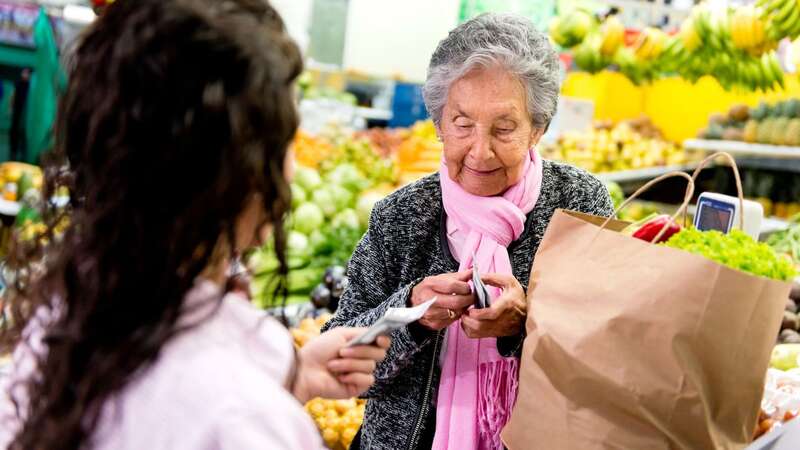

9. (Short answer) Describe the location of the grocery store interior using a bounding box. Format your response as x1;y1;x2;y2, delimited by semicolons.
1;0;800;449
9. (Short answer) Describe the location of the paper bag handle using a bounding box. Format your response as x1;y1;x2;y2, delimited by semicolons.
600;171;695;244
687;151;745;229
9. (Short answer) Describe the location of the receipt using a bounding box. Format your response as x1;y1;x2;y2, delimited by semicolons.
347;297;437;347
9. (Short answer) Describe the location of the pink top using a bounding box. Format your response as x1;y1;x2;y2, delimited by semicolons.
0;280;323;450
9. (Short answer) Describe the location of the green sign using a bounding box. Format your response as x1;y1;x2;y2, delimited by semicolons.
458;0;557;31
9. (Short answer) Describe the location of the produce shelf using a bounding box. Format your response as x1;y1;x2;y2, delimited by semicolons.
683;139;800;159
355;106;393;121
595;163;701;183
760;216;790;235
729;157;800;173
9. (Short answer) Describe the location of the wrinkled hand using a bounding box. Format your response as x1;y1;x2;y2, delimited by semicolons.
294;327;390;403
461;273;526;339
410;270;475;331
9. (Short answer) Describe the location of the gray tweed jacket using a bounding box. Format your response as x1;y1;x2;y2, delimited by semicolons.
322;160;614;450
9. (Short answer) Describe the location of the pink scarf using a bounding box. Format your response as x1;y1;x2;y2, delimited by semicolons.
433;148;543;450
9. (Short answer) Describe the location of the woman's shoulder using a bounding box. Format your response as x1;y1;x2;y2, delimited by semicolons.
167;287;297;386
540;159;613;215
375;173;441;213
93;290;321;449
95;354;321;449
369;173;442;229
542;159;605;192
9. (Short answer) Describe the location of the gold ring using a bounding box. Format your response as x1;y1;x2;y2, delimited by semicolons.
447;309;456;319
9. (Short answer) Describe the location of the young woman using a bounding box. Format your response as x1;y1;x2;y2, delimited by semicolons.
0;1;387;449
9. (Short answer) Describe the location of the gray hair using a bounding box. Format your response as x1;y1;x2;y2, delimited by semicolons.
423;13;560;131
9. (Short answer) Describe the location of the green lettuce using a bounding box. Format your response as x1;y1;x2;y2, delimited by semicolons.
664;228;797;282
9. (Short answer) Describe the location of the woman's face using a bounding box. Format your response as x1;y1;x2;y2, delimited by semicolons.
439;66;543;197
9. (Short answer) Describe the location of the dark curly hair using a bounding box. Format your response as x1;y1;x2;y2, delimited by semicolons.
0;0;301;448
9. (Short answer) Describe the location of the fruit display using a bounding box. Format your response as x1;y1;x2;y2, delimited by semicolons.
698;100;800;146
666;5;786;92
550;4;788;92
758;0;800;42
250;128;396;306
292;128;398;187
289;313;365;450
293;130;337;169
249;120;448;306
297;71;358;106
730;5;775;56
541;119;688;173
632;27;669;63
318;136;397;188
0;162;42;203
314;266;349;311
290;314;332;348
738;169;800;219
305;396;366;450
599;16;625;58
395;120;442;184
777;278;800;343
248;161;392;307
754;369;800;439
549;10;595;49
355;127;405;158
767;215;800;273
247;121;408;308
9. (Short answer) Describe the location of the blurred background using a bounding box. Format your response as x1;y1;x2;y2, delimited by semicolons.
0;2;799;447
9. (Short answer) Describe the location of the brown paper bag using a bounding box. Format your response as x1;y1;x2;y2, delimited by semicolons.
502;162;792;450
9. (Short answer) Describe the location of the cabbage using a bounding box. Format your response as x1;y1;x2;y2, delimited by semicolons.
329;185;355;211
356;192;384;228
326;163;369;193
331;208;360;230
308;229;327;252
294;166;323;191
291;183;307;209
311;187;338;218
293;202;325;235
287;230;310;256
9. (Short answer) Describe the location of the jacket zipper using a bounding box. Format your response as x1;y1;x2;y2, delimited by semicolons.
407;330;442;450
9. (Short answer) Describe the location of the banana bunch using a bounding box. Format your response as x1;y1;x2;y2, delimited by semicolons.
599;16;625;57
737;52;786;91
680;15;702;52
678;46;783;92
691;5;733;51
731;5;777;56
758;0;800;41
549;10;595;48
634;27;668;61
574;33;610;74
613;47;646;85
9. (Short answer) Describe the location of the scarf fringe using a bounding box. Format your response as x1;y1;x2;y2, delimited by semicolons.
477;357;520;450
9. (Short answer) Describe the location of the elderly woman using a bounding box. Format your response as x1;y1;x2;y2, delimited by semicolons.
323;13;614;450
